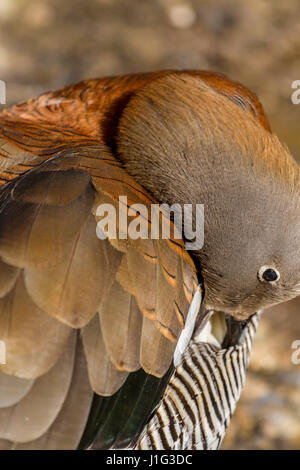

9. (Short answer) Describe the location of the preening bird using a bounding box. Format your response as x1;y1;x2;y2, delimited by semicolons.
0;70;299;449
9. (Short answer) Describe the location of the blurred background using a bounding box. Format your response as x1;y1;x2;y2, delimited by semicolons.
0;0;299;449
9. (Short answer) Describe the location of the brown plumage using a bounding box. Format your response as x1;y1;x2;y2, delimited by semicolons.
0;70;298;448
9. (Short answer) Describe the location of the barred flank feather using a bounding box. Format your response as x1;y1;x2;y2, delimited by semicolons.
136;313;260;450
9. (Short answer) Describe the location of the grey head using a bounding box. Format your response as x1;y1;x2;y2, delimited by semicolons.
116;74;300;319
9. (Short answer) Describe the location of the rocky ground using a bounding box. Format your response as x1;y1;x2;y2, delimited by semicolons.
0;0;299;450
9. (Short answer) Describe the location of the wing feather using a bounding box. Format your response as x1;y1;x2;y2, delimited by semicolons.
0;333;76;443
82;315;128;396
100;281;142;372
0;276;71;379
13;340;93;450
0;373;34;408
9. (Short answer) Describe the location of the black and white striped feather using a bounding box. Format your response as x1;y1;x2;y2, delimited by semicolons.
136;313;260;450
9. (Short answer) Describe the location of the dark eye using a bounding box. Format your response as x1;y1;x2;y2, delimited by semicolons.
258;266;280;284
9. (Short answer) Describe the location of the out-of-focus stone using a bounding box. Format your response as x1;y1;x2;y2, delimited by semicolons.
167;4;197;29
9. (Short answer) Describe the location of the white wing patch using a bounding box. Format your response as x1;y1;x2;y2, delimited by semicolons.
173;285;202;367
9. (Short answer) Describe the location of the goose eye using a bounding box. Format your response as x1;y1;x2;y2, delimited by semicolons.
258;266;280;283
